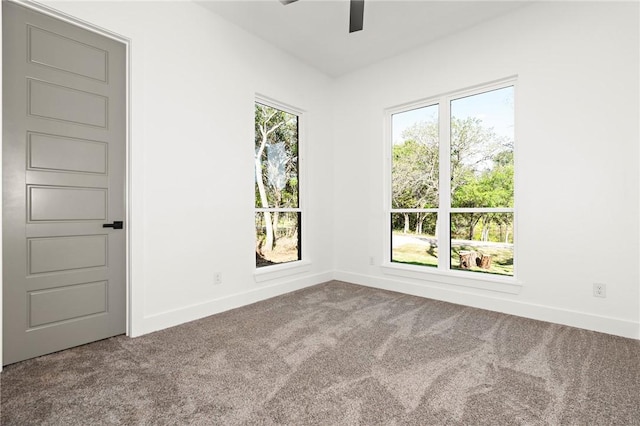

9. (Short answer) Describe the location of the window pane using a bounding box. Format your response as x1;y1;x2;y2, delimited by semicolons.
391;105;439;209
450;87;514;209
256;211;301;268
255;103;299;209
391;212;438;267
450;212;514;276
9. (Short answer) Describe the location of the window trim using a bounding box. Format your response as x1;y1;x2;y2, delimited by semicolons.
253;94;308;277
383;78;520;290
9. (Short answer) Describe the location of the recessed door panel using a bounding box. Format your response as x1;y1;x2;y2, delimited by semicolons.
28;133;107;174
29;186;107;221
28;236;107;274
28;25;108;82
29;281;108;328
28;79;108;128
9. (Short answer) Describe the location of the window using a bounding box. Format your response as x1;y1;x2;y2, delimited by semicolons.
389;82;515;277
254;101;302;268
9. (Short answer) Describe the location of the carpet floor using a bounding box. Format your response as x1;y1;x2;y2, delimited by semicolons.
1;280;639;425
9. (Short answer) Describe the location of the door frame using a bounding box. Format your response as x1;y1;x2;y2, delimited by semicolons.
0;0;134;370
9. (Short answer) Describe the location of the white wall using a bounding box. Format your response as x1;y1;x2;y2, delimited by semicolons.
332;2;640;338
1;0;638;370
28;0;335;336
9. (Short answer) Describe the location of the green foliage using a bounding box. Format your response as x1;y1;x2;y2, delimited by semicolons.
451;213;513;244
390;212;437;236
450;117;513;208
392;114;514;242
254;103;299;209
451;150;513;209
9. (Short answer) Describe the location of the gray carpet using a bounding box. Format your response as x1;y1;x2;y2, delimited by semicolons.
1;280;639;425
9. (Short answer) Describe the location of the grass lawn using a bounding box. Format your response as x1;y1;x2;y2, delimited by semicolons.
392;243;439;268
391;234;513;276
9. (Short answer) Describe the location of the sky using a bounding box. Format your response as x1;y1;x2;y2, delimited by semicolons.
392;86;514;144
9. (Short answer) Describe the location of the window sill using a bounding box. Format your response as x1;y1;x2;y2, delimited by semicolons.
254;260;311;283
381;263;523;294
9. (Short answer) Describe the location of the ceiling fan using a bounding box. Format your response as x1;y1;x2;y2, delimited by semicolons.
280;0;365;33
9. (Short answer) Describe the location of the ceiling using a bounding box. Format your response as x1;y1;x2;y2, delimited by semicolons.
197;0;532;77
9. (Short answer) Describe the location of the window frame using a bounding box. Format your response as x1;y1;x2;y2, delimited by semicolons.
383;78;521;292
253;95;309;280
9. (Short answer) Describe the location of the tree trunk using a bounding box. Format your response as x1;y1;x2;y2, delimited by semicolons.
467;215;482;241
482;226;489;242
254;112;284;253
434;217;439;238
262;212;274;252
272;192;282;240
255;155;274;252
403;213;410;234
272;211;279;241
416;213;426;235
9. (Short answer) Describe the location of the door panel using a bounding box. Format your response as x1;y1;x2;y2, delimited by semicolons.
28;79;108;128
28;235;108;274
3;2;126;365
29;186;108;221
28;133;108;174
28;281;107;328
28;25;108;82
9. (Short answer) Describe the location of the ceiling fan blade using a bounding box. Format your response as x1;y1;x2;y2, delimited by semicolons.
349;0;364;33
280;0;298;4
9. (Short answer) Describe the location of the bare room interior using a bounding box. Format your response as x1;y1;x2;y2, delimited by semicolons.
1;0;639;424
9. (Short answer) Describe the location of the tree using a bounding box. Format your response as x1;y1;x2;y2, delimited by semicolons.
255;104;298;252
450;116;509;199
392;120;439;234
450;118;513;241
392;115;514;243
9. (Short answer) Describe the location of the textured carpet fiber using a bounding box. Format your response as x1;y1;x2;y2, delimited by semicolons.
2;281;639;425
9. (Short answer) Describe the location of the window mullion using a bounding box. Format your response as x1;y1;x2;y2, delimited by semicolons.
438;99;451;271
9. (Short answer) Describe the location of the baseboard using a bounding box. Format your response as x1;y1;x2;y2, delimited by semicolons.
138;269;638;340
334;270;640;340
142;271;333;335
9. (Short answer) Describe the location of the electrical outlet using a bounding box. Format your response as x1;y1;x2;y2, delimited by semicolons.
214;272;222;285
593;283;606;298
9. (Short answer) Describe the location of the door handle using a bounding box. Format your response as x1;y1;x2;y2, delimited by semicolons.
103;221;123;229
